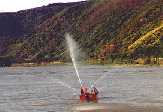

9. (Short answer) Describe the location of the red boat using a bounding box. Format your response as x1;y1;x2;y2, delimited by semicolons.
80;93;98;103
80;86;99;103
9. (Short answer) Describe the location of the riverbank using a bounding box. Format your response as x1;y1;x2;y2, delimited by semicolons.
9;62;163;68
2;58;163;67
11;61;65;67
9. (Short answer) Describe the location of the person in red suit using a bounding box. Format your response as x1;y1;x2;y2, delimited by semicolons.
80;82;90;102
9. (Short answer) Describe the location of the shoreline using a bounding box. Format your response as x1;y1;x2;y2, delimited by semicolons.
10;61;65;67
8;61;163;67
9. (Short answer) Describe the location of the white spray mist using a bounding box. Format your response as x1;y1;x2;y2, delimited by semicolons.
65;33;82;86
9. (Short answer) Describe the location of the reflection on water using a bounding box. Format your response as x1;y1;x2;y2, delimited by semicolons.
0;65;163;112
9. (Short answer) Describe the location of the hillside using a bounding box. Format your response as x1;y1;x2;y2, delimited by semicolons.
0;0;162;66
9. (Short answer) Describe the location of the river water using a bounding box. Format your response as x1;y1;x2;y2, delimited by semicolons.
0;65;163;112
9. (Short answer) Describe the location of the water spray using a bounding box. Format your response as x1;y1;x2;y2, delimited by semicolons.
66;33;82;86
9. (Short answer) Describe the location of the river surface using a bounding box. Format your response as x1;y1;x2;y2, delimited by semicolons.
0;65;163;112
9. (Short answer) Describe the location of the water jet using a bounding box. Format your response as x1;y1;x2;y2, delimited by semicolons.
66;33;82;86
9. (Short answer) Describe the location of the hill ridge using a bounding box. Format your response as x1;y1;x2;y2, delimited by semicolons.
0;0;162;65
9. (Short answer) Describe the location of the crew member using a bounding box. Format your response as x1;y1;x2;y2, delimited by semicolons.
80;82;90;102
90;85;99;102
91;85;99;95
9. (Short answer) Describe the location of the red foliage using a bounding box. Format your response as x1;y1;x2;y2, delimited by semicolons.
99;43;118;58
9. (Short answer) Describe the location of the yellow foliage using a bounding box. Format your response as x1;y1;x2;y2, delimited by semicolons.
128;23;163;52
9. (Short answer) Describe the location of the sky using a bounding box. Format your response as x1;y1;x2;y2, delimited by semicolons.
0;0;84;12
